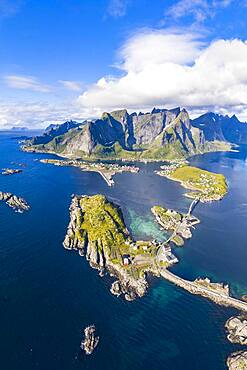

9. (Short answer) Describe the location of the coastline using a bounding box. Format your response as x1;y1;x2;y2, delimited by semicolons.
21;143;233;164
39;158;139;187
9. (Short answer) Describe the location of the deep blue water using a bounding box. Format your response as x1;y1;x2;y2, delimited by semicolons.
0;132;246;370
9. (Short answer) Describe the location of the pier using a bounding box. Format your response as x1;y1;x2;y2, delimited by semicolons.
160;268;247;312
97;170;114;186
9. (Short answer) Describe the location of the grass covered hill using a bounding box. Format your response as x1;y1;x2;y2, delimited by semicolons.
156;164;227;202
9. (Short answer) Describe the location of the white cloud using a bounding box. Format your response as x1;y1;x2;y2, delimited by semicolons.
77;29;247;119
107;0;129;18
165;0;232;23
4;74;51;93
0;100;85;129
117;30;205;72
58;80;82;91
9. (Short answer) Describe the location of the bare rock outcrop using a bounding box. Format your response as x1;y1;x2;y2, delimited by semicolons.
80;325;99;355
226;315;247;345
0;192;30;212
227;351;247;370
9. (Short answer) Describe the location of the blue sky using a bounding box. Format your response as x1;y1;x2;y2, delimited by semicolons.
0;0;247;127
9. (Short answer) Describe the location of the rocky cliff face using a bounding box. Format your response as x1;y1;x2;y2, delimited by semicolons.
192;112;247;144
63;194;148;300
30;120;81;145
25;107;230;160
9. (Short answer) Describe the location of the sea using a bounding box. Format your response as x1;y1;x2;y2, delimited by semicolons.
0;131;246;370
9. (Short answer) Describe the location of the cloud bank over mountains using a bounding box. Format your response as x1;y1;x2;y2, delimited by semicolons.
78;30;247;121
1;29;247;128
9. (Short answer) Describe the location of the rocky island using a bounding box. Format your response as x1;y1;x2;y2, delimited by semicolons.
62;194;247;313
227;351;247;370
151;203;200;246
40;158;139;186
63;194;179;300
226;315;247;345
80;325;99;355
1;168;22;176
156;162;227;202
0;192;30;212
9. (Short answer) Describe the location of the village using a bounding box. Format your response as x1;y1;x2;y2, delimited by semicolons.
156;162;228;202
40;158;139;186
121;238;179;269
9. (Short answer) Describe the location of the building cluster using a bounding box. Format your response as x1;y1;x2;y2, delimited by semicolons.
122;239;178;267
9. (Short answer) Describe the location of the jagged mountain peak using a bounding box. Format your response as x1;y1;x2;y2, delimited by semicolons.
191;111;247;143
27;105;213;160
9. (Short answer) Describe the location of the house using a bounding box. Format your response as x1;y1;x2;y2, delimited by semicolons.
122;254;130;266
157;245;178;265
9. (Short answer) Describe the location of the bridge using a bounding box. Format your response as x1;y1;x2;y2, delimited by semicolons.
160;268;247;313
187;197;200;217
160;198;200;245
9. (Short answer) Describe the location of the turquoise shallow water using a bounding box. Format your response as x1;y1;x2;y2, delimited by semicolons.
0;132;246;370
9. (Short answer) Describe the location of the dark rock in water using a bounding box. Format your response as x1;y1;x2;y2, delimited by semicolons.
80;325;99;355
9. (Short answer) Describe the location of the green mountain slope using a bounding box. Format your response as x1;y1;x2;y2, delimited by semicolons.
24;107;231;161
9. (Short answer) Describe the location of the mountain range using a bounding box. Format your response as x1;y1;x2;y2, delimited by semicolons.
25;107;247;161
192;112;247;144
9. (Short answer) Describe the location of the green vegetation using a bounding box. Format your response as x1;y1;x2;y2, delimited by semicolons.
77;194;130;262
65;195;160;281
170;165;227;201
23;106;232;162
171;235;184;247
157;164;227;202
151;203;200;245
152;206;182;226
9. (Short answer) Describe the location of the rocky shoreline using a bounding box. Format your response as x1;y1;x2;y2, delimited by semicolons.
0;192;30;212
108;262;149;301
156;162;227;202
63;195;155;300
227;351;247;370
225;314;247;369
151;204;200;246
80;325;99;355
226;315;247;345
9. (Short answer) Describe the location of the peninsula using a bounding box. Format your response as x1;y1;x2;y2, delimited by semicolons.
63;194;247;312
40;158;139;186
156;161;227;202
63;194;177;301
0;192;30;212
